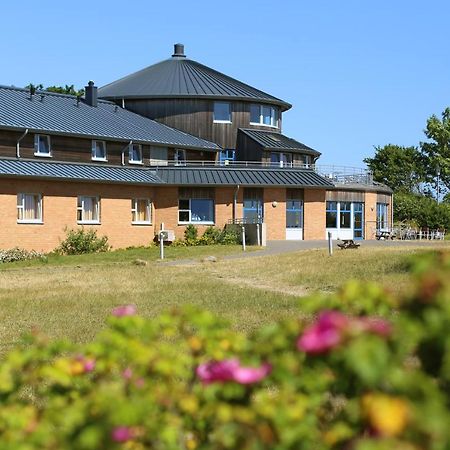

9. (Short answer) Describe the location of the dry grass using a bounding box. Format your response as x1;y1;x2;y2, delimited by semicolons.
0;243;449;353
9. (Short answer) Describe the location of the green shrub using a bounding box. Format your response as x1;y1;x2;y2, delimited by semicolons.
184;224;199;245
218;224;242;245
198;226;221;245
0;252;449;449
56;228;110;255
0;247;46;263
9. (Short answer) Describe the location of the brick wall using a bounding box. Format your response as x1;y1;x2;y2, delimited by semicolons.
304;189;326;240
364;192;378;240
264;188;286;240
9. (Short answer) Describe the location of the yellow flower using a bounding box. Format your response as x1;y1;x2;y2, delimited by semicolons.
187;336;202;352
362;393;409;437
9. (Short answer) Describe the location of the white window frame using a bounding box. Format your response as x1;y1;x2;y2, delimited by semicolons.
34;134;52;157
91;140;107;162
131;198;152;225
174;149;187;166
250;104;279;128
178;198;215;225
213;102;232;123
77;196;100;224
17;193;43;224
128;143;143;165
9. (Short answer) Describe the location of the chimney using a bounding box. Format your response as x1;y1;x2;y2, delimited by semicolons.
172;43;186;58
85;80;98;107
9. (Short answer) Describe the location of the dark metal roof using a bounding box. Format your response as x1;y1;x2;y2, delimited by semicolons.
0;85;219;151
98;46;291;111
239;129;320;156
155;167;333;188
0;158;160;185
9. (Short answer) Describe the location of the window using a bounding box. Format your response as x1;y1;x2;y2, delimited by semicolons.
213;102;231;123
286;197;303;229
250;104;279;127
377;203;389;230
270;152;293;168
353;202;364;239
131;199;151;224
243;188;264;223
299;154;312;168
219;149;236;164
92;141;107;161
17;194;42;223
174;149;187;166
326;201;338;228
34;134;51;157
340;202;351;229
77;196;100;224
129;144;143;164
150;146;168;166
178;188;214;224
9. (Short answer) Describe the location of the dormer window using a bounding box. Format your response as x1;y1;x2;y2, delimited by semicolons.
213;102;232;123
34;134;51;157
92;140;107;161
250;104;279;128
129;144;143;164
174;149;187;166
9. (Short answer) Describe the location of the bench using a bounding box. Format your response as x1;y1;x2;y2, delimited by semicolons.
337;239;360;250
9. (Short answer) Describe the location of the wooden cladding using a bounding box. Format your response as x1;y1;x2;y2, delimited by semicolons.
122;98;282;150
377;193;391;204
326;190;365;202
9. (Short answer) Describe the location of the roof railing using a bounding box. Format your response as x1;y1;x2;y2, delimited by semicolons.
151;160;375;185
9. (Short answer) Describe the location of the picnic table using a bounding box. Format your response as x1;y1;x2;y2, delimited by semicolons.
376;230;394;240
337;239;360;249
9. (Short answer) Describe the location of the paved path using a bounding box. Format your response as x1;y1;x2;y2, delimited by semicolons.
163;239;449;266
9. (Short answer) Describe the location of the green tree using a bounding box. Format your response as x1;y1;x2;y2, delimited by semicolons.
363;144;425;193
25;83;84;96
421;107;450;198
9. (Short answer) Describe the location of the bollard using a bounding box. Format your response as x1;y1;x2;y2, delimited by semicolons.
159;231;164;260
328;231;333;256
256;222;261;246
242;226;246;252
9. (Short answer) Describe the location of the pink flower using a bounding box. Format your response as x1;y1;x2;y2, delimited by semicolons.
297;311;350;354
83;358;96;373
122;367;133;380
297;311;392;355
112;305;136;317
111;426;134;443
196;358;271;385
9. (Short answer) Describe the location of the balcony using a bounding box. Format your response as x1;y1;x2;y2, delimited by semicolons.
150;160;378;187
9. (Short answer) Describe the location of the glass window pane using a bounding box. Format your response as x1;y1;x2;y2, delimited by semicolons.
270;153;280;164
326;211;337;228
179;199;189;210
179;210;190;222
214;102;231;122
191;199;214;222
262;106;272;125
130;144;142;162
250;104;260;123
38;136;50;154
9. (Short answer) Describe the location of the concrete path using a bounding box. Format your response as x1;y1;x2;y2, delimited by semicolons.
163;239;449;266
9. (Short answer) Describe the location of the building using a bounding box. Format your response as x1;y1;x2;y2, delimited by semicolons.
0;44;392;252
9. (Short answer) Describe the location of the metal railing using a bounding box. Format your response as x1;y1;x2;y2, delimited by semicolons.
151;160;376;186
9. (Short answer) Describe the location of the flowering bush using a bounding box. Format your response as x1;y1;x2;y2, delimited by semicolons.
0;251;449;449
56;227;110;255
0;247;46;263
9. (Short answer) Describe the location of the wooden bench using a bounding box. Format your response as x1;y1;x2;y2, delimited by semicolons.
337;239;360;249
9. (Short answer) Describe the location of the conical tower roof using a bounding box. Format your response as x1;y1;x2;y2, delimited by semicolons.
98;44;291;111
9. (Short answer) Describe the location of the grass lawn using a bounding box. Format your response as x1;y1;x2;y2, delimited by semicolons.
0;242;449;353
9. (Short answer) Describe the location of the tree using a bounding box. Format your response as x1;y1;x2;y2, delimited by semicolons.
363;144;425;193
421;107;450;199
25;83;84;96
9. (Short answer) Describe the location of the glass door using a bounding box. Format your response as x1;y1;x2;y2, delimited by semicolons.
353;202;364;239
243;188;264;223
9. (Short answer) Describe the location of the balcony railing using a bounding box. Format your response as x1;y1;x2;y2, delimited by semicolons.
151;160;375;186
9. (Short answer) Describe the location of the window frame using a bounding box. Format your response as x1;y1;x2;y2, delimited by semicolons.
131;198;152;225
286;199;303;229
174;149;187;166
91;140;107;162
17;193;43;224
34;134;52;157
249;104;279;128
77;196;101;224
178;198;215;225
128;143;143;165
376;202;389;230
339;201;352;229
326;201;338;228
213;102;232;123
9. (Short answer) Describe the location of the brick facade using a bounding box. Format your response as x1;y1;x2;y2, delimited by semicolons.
364;192;378;240
303;189;326;240
264;188;286;240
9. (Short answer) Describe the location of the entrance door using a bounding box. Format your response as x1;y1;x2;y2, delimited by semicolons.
353;202;364;239
286;197;303;240
243;188;263;223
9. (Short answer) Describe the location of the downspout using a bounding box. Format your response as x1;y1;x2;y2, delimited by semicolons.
121;140;132;166
16;129;29;158
233;184;240;223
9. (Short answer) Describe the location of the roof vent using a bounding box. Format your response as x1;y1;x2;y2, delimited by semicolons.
85;80;98;107
172;43;186;58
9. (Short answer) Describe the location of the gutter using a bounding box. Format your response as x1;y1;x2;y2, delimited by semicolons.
16;129;29;158
233;184;240;222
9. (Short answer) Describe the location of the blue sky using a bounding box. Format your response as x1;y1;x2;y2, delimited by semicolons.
1;0;449;166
